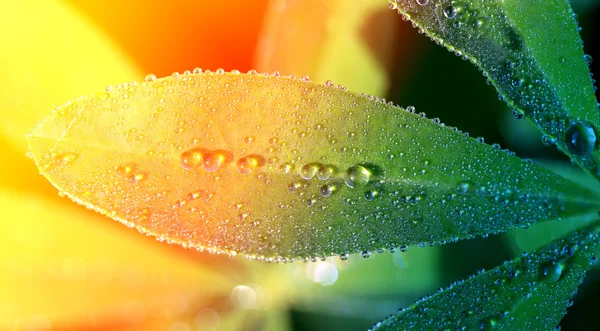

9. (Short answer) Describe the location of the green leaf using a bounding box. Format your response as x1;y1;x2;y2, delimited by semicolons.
371;220;600;331
27;71;600;260
388;0;600;177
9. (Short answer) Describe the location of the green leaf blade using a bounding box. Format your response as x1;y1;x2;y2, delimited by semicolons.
27;71;600;260
388;0;600;176
372;221;600;331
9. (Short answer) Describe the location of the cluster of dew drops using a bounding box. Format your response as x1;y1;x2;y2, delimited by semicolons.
387;0;600;169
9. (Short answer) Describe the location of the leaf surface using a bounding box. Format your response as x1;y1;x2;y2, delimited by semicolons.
371;220;600;331
28;71;600;260
388;0;600;176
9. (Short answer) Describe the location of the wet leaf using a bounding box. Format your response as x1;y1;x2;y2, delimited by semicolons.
371;220;600;331
27;71;600;260
388;0;600;177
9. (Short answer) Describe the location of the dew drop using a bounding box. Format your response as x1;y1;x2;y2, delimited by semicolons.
364;190;379;201
565;121;596;156
540;262;564;283
320;185;335;197
300;164;318;180
317;165;334;180
541;134;557;146
416;0;429;5
180;148;208;170
145;74;157;82
477;317;497;331
443;6;457;19
455;181;471;194
202;150;233;172
116;164;146;184
236;155;266;174
344;165;371;188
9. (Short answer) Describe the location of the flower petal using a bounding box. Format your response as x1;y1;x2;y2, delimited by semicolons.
0;189;238;329
255;0;405;96
0;0;142;153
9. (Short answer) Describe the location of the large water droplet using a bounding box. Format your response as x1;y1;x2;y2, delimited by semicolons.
565;121;596;156
416;0;429;5
300;164;318;180
202;150;232;172
344;165;371;188
443;6;457;19
180;148;208;170
317;165;334;180
540;262;564;283
236;154;266;174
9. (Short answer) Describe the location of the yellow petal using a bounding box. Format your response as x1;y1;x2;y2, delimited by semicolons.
0;0;142;153
0;189;239;329
255;0;401;96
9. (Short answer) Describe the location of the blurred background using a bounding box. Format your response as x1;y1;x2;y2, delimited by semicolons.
0;0;599;330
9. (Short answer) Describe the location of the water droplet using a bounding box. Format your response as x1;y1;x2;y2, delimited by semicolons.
344;165;371;188
565;121;596;156
361;251;371;258
280;162;294;174
455;181;471;194
540;262;564;283
416;0;429;5
202;150;232;172
243;136;255;143
145;74;157;82
320;185;335;197
511;109;524;120
317;165;334;180
236;155;266;174
443;6;457;19
477;317;497;331
180;148;208;170
364;190;379;201
584;54;593;66
116;164;146;184
541;134;556;146
300;164;318;180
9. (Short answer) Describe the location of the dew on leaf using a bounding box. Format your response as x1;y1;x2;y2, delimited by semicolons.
179;147;208;170
443;6;457;19
300;164;318;180
202;150;233;172
565;121;596;156
539;262;564;283
236;154;266;175
344;165;371;188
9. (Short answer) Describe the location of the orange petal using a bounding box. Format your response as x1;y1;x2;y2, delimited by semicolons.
0;189;238;329
67;0;270;76
255;0;403;96
0;0;142;154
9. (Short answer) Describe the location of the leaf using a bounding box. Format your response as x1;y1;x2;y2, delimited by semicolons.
27;71;600;260
370;220;600;331
387;0;600;177
255;0;402;97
